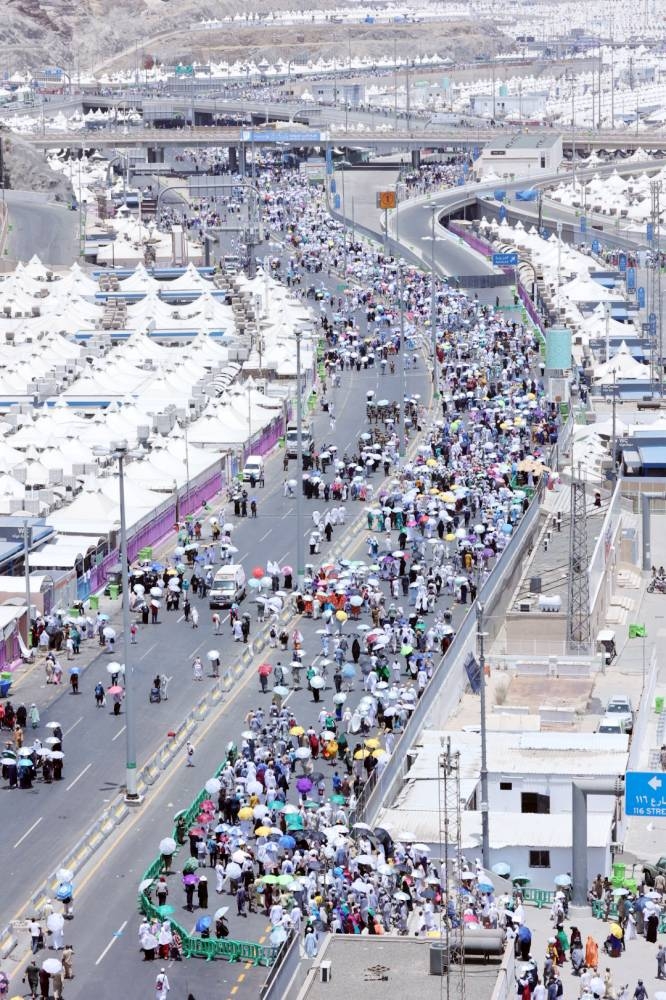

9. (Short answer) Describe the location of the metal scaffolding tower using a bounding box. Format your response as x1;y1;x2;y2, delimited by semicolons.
439;738;466;1000
649;180;663;396
567;475;591;652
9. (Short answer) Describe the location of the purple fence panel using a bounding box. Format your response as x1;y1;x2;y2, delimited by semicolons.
448;222;493;258
181;471;221;520
128;503;177;562
243;416;284;465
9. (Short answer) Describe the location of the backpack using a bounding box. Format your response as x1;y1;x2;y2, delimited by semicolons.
156;976;164;989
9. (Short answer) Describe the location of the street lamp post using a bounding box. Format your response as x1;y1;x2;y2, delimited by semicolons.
295;329;305;588
430;207;439;400
95;440;140;803
398;264;407;458
476;603;490;869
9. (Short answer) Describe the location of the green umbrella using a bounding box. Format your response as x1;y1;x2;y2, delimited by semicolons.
276;874;294;886
156;904;175;917
330;794;346;805
285;815;304;831
182;857;199;874
260;874;279;885
512;875;531;886
267;800;283;810
400;644;413;656
303;800;320;809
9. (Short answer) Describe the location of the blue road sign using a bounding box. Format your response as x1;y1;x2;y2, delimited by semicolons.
618;253;627;273
626;267;636;291
591;239;601;253
498;205;507;222
492;252;518;267
240;129;322;143
580;215;587;233
333;194;341;210
638;286;646;308
625;771;666;817
649;312;657;335
325;146;333;175
330;179;336;194
472;145;480;159
647;222;655;243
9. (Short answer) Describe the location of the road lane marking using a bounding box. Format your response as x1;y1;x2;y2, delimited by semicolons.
64;716;83;736
112;725;126;743
139;642;157;661
14;817;42;849
95;919;128;965
66;762;92;791
259;529;271;541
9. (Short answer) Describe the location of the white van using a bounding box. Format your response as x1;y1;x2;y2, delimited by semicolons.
596;714;632;735
241;455;264;484
209;564;246;609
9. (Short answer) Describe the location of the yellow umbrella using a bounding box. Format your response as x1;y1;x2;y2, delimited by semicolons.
255;825;272;837
440;492;455;502
364;738;381;749
429;487;440;495
372;748;386;759
426;458;437;467
609;922;622;938
445;533;456;542
289;725;304;736
335;610;348;622
238;806;254;820
354;748;371;760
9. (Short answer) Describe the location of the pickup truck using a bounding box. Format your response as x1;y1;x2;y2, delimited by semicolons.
642;856;666;887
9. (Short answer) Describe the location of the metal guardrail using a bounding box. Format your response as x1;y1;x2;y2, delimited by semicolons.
350;491;543;828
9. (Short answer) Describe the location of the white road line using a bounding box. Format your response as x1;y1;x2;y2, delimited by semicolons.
259;529;271;541
66;762;92;792
189;642;204;658
64;716;83;736
281;510;291;519
14;816;42;849
95;920;128;965
176;615;184;623
138;642;157;661
112;725;126;743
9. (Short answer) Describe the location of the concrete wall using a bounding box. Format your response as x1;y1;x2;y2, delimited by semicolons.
488;774;617;815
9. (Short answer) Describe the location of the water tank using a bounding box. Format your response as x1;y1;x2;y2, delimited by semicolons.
429;944;449;975
499;83;509;97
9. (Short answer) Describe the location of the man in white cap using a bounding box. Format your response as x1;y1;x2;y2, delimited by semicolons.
155;967;170;1000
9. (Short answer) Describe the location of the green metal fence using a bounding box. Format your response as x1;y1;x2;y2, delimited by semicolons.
137;764;279;966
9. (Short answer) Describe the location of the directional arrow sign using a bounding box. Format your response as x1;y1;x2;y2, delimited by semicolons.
492;252;518;267
625;771;666;817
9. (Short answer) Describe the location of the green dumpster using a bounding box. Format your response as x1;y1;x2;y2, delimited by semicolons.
109;585;119;600
655;696;664;714
89;595;99;611
68;607;79;619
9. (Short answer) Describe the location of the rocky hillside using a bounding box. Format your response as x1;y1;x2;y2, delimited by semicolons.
1;0;508;74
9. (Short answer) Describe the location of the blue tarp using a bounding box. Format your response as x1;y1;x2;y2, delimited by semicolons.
515;189;538;202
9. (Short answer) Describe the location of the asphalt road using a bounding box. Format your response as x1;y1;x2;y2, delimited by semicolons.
4;321;434;999
4;190;78;266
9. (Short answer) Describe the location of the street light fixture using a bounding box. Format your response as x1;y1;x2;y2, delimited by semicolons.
93;439;141;804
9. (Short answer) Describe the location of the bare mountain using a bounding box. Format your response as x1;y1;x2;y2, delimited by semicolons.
1;0;508;74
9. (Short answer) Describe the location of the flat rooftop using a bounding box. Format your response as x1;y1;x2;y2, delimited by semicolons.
483;133;562;152
299;936;500;1000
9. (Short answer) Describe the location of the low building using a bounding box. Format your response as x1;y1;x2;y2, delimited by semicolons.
375;729;628;889
476;134;563;180
471;91;548;122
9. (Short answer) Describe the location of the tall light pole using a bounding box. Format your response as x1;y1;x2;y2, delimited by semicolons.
95;440;140;803
21;519;32;646
179;420;191;513
295;329;305;588
476;602;490;868
430;206;439;400
398;263;407;458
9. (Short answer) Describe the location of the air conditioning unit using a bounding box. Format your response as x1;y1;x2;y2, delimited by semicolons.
538;594;562;613
529;577;542;594
320;960;332;983
519;599;532;613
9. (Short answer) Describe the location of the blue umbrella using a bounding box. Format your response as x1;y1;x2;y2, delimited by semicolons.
195;915;211;933
55;882;73;900
69;666;79;675
279;835;296;850
554;874;572;887
478;881;494;893
342;665;356;678
151;563;165;572
491;862;510;877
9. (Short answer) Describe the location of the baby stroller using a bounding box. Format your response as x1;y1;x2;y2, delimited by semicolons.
149;684;162;704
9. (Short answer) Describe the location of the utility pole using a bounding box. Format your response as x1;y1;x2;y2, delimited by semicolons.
476;603;490;869
22;519;31;646
295;329;305;589
399;264;407;458
430;207;439;399
567;469;591;654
